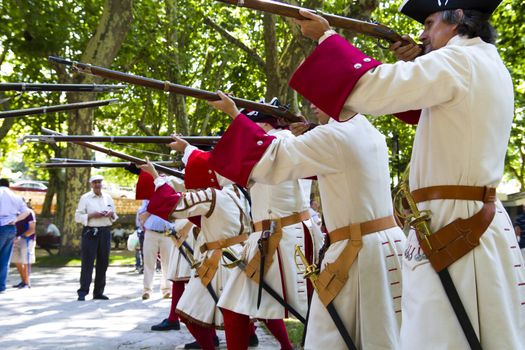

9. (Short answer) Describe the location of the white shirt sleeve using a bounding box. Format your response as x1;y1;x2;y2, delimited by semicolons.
75;194;89;226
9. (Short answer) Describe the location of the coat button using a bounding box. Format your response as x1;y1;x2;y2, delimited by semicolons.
210;178;215;182
208;170;212;174
354;63;362;69
363;58;371;62
257;140;263;145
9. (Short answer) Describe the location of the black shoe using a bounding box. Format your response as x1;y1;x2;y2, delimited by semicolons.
248;333;259;347
12;281;24;288
151;318;180;331
17;282;30;289
182;336;219;349
77;295;85;301
93;294;109;300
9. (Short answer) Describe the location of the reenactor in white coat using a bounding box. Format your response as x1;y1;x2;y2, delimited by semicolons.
212;105;319;350
140;148;251;350
207;93;406;349
292;0;525;348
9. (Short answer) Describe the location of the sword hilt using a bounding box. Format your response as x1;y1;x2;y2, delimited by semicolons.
221;248;243;268
294;245;320;283
181;244;200;269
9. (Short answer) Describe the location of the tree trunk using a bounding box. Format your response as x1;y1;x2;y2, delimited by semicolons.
58;0;133;255
166;0;189;135
263;13;281;101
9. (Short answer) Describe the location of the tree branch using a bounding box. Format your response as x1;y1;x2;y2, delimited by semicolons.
203;16;265;69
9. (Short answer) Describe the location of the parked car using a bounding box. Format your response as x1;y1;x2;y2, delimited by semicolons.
11;180;48;192
103;183;135;199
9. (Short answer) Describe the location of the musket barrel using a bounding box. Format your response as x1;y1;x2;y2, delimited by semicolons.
40;127;184;179
48;56;304;123
0;99;119;119
26;135;220;144
47;158;180;166
0;83;126;92
38;162;133;168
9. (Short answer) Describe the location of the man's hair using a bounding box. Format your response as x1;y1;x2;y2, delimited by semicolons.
441;9;496;44
0;178;10;187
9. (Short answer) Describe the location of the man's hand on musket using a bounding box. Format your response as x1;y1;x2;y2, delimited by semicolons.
208;91;240;119
168;134;189;153
138;157;160;179
295;10;331;41
289;121;311;136
389;35;422;61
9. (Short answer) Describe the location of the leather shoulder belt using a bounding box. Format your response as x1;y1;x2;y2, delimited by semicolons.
316;215;398;306
411;185;496;272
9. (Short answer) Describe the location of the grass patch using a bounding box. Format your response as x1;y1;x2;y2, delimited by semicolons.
260;318;304;348
285;319;304;348
34;248;136;267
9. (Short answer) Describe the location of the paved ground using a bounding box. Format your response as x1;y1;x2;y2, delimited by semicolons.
0;266;279;349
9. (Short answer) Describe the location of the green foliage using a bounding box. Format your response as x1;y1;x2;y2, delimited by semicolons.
0;0;524;189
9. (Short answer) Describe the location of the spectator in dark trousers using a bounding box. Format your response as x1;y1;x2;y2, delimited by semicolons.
0;178;29;294
75;175;118;301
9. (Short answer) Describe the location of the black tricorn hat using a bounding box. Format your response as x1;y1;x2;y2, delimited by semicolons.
242;97;285;127
399;0;502;24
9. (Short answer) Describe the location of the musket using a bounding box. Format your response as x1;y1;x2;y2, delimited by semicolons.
0;83;126;92
38;161;182;169
215;0;411;45
23;134;220;145
294;246;356;350
222;249;306;324
47;158;180;166
38;161;135;169
48;56;305;124
0;99;118;119
40;127;184;179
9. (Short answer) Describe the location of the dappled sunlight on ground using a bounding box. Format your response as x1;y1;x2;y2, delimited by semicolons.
0;266;279;349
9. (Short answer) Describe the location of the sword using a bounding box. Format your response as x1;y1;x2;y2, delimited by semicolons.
294;246;357;350
222;249;306;324
394;167;482;350
257;221;274;309
165;228;219;304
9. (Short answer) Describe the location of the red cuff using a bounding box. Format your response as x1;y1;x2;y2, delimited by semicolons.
209;114;276;187
146;183;182;221
289;34;381;121
136;171;155;200
393;110;421;125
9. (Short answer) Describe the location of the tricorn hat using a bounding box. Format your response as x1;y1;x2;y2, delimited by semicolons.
399;0;502;24
242;97;285;129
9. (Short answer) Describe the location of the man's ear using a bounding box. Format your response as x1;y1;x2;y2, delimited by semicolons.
453;9;464;29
